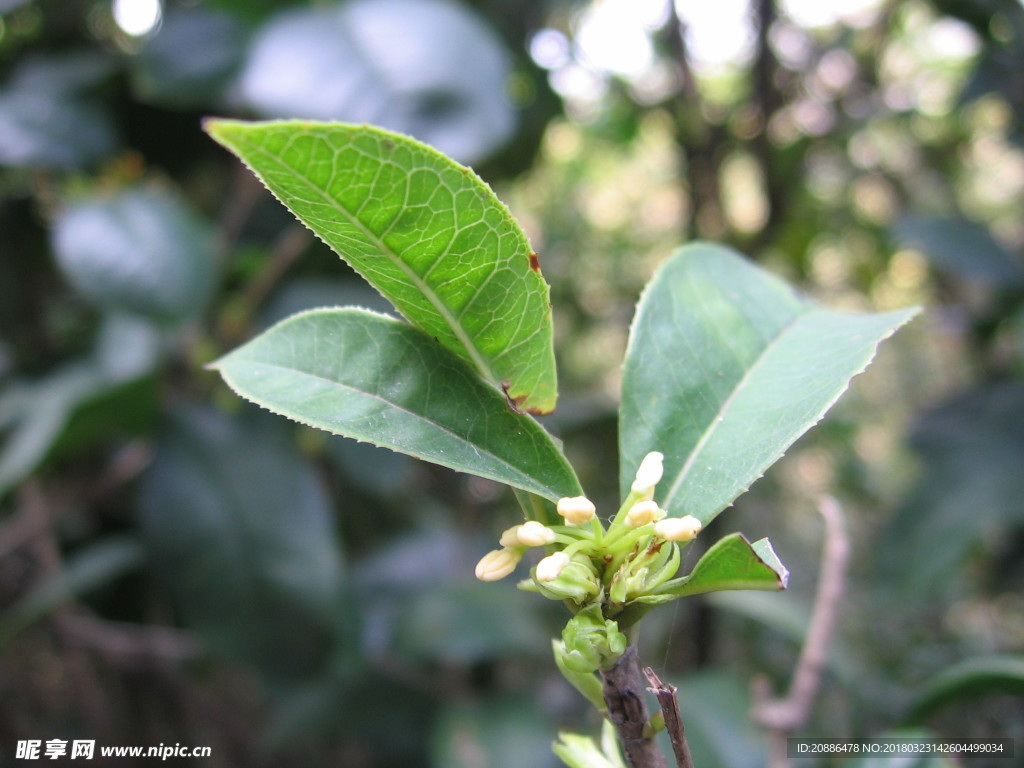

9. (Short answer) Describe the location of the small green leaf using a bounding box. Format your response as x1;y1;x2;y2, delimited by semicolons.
620;243;917;523
553;640;607;711
210;308;581;501
640;533;789;603
906;655;1024;723
206;119;557;413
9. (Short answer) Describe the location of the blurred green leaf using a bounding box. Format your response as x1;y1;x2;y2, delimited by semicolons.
391;582;548;663
906;655;1024;722
236;0;515;163
52;184;216;322
892;215;1024;286
620;243;917;524
132;7;245;108
672;670;766;768
0;366;97;499
878;381;1024;593
0;53;116;169
0;312;161;499
211;308;581;501
640;533;789;604
139;406;345;683
432;696;560;768
0;536;144;645
206;119;558;414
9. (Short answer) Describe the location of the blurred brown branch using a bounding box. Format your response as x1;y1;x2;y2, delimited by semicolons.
752;496;850;768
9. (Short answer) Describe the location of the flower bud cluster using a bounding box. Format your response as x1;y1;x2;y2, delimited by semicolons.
473;452;703;613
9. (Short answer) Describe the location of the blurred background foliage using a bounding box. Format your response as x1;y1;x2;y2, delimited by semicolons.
1;0;1023;766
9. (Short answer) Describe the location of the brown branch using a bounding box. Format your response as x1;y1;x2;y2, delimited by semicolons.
213;164;263;265
643;667;694;768
749;0;787;252
19;482;114;739
660;3;728;242
752;496;850;768
602;645;668;768
58;613;202;667
216;223;312;346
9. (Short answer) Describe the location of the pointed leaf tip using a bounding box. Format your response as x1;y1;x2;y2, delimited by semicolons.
621;242;918;525
206;119;559;413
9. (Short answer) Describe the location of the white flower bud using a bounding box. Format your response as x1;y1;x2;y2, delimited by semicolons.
499;525;523;547
536;551;571;582
654;515;702;542
631;451;664;494
556;496;596;525
626;500;663;528
475;548;521;581
517;520;556;547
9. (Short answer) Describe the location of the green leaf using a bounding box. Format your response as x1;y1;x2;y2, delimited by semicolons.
0;53;116;170
877;381;1024;594
132;7;245;108
210;308;581;501
671;670;766;768
620;243;917;523
139;406;346;683
892;214;1024;286
205;119;558;414
640;533;789;603
0;314;160;500
236;0;515;163
52;183;216;322
389;583;549;663
906;655;1024;723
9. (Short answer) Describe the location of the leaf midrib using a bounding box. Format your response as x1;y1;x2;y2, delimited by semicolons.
661;310;808;511
239;135;500;387
219;357;545;492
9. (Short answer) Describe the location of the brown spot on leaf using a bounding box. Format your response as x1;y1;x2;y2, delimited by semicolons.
501;380;526;414
528;252;541;272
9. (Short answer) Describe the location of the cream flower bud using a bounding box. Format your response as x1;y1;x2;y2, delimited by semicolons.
475;548;521;581
631;451;664;494
626;500;663;528
517;520;556;547
654;515;702;542
536;551;571;582
499;525;523;548
556;496;596;525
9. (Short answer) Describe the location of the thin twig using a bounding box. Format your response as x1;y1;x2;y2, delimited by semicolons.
602;645;669;768
643;667;694;768
752;496;850;768
58;613;202;666
238;224;312;313
217;224;312;346
20;482;113;739
213;165;263;265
